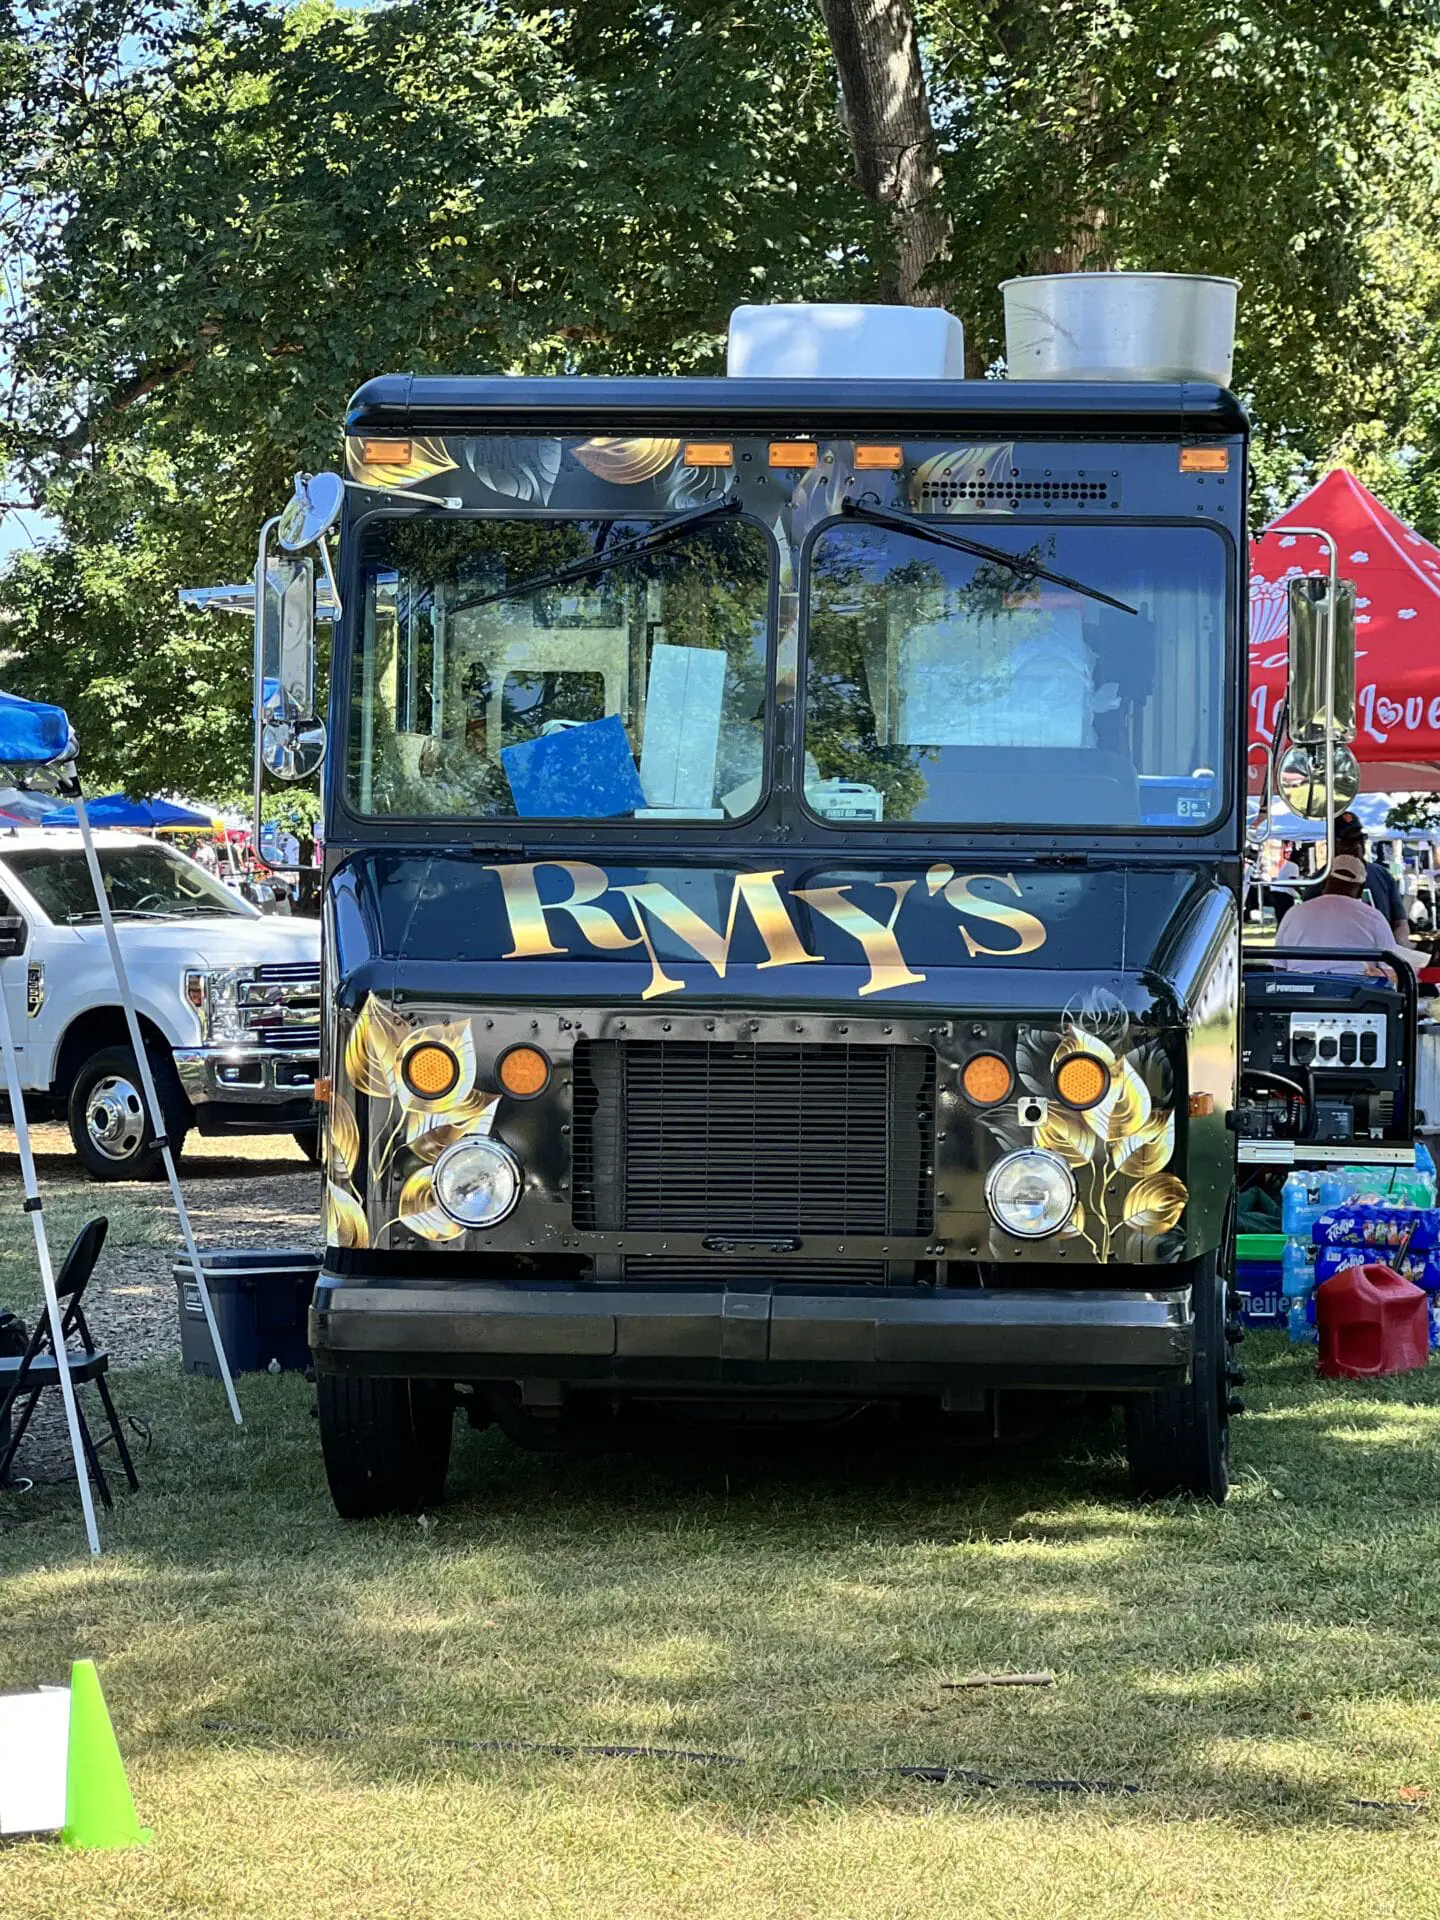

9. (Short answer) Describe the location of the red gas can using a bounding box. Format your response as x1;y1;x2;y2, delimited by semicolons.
1316;1263;1429;1379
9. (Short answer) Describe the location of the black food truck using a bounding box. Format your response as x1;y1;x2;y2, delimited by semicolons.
236;286;1352;1516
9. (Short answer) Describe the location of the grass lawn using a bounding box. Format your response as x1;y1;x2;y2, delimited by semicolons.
3;1326;1440;1919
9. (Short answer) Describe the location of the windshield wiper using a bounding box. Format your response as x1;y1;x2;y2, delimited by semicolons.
839;497;1138;616
451;491;743;615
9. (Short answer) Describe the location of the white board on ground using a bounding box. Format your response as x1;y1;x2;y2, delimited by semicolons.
0;1686;71;1834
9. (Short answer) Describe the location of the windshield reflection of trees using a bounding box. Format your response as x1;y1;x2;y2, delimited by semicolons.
352;517;770;819
806;531;1054;824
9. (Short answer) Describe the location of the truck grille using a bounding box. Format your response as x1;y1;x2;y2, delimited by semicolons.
572;1040;935;1236
245;961;320;1050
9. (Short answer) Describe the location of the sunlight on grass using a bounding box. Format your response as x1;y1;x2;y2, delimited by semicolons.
4;1342;1440;1916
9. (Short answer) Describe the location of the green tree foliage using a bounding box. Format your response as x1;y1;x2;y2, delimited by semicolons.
1;0;1439;794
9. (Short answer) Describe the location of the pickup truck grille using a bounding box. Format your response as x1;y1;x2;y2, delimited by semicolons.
243;961;320;1050
572;1040;935;1236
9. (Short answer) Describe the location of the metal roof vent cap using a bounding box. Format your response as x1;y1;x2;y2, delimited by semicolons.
1001;272;1239;386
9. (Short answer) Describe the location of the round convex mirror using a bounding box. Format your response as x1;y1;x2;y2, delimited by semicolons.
1276;743;1360;819
262;717;327;783
278;471;345;552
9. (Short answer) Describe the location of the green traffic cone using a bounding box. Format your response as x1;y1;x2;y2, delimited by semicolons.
61;1660;151;1850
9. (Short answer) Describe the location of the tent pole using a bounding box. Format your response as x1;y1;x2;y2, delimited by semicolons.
69;786;243;1426
0;987;101;1554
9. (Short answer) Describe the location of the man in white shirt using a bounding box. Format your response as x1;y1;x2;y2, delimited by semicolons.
1275;854;1416;975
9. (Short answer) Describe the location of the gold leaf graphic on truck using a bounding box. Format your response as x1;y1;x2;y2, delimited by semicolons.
989;990;1186;1264
1122;1174;1188;1236
396;1169;465;1243
330;996;503;1251
325;1181;369;1250
328;1095;360;1182
572;436;682;485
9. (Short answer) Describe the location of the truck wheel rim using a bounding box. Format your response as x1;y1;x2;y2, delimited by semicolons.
86;1074;147;1162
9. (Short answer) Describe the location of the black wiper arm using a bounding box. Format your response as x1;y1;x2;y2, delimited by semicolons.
451;492;743;616
839;497;1138;616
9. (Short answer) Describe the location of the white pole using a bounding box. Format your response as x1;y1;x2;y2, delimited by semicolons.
0;986;101;1554
69;787;243;1425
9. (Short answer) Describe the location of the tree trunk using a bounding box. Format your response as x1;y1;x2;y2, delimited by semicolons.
818;0;950;306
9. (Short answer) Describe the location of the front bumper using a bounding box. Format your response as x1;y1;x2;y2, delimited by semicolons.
174;1045;318;1109
310;1276;1194;1393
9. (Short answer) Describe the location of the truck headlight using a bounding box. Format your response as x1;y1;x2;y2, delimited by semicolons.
185;966;257;1042
433;1137;522;1227
985;1149;1075;1239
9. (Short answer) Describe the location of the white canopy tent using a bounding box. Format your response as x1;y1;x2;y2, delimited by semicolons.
0;691;240;1555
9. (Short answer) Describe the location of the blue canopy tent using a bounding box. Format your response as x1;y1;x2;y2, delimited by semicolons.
0;693;240;1554
40;793;214;831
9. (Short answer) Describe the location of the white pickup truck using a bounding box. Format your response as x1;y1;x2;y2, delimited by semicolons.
0;829;319;1178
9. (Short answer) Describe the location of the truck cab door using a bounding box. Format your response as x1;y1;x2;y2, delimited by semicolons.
0;887;38;1078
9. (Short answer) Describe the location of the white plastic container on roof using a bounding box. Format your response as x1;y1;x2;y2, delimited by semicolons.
727;304;966;381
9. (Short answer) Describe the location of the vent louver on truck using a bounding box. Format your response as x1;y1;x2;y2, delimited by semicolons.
916;470;1116;511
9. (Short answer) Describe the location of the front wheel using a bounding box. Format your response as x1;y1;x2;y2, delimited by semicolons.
1124;1250;1238;1503
292;1127;323;1166
67;1045;189;1182
316;1373;454;1518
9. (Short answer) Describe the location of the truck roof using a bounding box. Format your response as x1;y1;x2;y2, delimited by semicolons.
347;374;1249;441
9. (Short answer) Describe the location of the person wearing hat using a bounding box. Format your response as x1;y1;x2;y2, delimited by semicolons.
1275;852;1418;974
1334;811;1409;941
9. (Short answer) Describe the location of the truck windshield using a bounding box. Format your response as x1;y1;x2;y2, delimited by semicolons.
349;516;773;820
803;520;1228;829
3;846;253;922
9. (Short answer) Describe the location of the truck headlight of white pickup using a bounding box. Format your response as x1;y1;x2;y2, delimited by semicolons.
184;966;258;1043
433;1137;522;1227
984;1149;1076;1239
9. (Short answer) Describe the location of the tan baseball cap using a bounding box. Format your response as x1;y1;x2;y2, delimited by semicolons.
1329;853;1368;884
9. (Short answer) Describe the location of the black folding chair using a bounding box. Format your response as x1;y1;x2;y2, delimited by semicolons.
0;1218;138;1507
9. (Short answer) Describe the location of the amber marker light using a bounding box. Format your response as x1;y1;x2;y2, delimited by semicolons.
769;441;818;469
1179;446;1229;473
402;1042;461;1100
361;438;415;465
961;1053;1015;1108
1055;1054;1109;1110
684;442;734;467
497;1044;551;1099
854;445;904;471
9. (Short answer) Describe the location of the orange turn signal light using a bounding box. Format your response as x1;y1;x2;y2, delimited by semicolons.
1055;1054;1109;1110
855;445;904;471
961;1053;1015;1108
360;438;414;466
769;441;817;469
402;1042;460;1099
497;1044;550;1099
684;442;734;467
1179;446;1229;474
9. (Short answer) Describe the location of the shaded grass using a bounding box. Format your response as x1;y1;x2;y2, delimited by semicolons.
3;1335;1440;1914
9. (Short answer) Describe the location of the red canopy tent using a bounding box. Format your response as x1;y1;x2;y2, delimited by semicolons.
1249;469;1440;785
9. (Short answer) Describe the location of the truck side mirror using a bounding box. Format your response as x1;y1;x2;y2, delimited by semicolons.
0;914;29;958
1286;574;1356;746
254;470;344;788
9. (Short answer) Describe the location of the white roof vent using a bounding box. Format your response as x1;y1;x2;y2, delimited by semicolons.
727;303;966;381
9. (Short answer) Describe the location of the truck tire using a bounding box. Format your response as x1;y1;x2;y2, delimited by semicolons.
1124;1250;1236;1504
67;1044;190;1182
292;1127;323;1166
316;1373;454;1519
